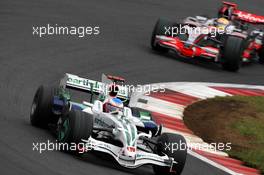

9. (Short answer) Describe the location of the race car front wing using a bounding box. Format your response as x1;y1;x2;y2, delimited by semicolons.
81;137;177;169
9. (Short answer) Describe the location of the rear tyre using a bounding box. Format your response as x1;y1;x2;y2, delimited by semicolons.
220;35;243;72
57;110;93;152
259;38;264;64
151;19;175;53
30;85;59;128
153;133;187;175
259;49;264;64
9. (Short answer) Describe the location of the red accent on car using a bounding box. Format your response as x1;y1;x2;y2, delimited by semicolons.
243;40;263;59
107;75;125;82
158;36;218;59
222;1;238;8
127;146;136;152
234;11;264;24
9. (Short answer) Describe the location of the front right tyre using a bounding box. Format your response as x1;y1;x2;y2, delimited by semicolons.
259;37;264;64
151;19;175;53
57;110;93;152
153;133;187;175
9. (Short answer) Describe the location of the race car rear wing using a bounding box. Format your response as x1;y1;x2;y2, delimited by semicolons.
220;1;264;25
60;73;131;101
222;1;237;8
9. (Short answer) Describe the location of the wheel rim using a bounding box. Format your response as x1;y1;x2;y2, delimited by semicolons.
31;102;36;116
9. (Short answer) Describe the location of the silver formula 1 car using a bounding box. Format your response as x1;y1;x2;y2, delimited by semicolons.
30;73;187;175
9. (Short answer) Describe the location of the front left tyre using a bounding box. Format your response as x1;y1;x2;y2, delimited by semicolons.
151;19;175;53
30;85;59;128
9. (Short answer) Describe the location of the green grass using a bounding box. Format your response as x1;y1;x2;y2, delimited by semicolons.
228;116;264;173
221;96;264;113
219;96;264;173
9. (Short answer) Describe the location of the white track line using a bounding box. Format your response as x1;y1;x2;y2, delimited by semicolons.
188;150;242;175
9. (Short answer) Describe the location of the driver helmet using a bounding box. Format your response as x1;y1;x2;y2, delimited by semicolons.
104;97;124;113
216;17;230;30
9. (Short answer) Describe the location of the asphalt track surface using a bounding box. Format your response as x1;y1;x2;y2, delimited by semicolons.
1;0;264;175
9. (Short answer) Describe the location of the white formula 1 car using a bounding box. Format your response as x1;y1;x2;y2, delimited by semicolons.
30;73;187;175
